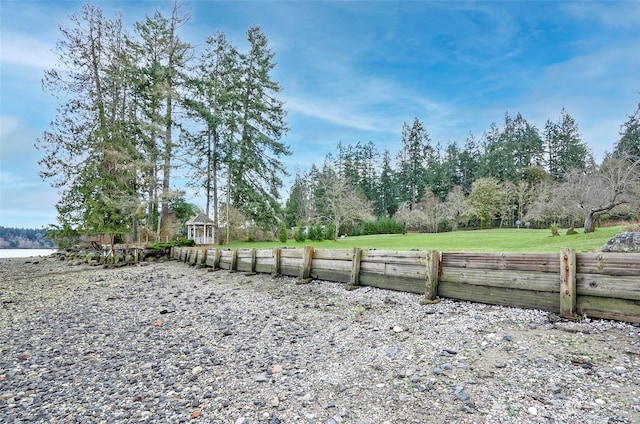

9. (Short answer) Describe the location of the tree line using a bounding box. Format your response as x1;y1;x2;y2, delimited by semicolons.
0;227;55;249
284;106;640;236
37;2;289;246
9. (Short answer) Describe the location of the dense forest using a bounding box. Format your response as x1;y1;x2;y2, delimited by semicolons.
284;107;640;237
38;2;640;246
0;227;55;249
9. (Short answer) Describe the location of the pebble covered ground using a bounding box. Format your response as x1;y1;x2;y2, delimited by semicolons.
1;256;639;424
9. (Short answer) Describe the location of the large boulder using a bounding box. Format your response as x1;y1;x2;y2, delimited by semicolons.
601;232;640;253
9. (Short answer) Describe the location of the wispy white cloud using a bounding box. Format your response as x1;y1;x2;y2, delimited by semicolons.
0;31;56;69
562;2;640;28
544;45;640;86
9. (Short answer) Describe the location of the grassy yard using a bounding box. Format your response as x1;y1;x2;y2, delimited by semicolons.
219;225;624;253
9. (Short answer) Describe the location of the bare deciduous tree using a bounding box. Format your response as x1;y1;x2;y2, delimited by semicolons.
562;155;640;233
316;168;374;240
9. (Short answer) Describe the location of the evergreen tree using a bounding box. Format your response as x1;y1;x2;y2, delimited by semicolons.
544;108;592;181
229;25;291;230
378;149;399;217
183;31;240;232
397;118;432;209
477;122;504;180
460;133;481;194
36;5;137;244
478;112;543;183
128;2;192;237
284;172;308;228
614;102;640;159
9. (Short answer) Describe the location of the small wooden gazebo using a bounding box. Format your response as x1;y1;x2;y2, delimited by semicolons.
185;213;216;245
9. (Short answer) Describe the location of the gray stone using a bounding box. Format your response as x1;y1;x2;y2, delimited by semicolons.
601;232;640;253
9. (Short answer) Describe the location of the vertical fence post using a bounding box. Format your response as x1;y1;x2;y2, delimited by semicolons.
272;248;281;276
420;250;440;305
347;247;362;289
560;248;577;318
250;248;257;273
230;249;238;271
300;245;314;280
213;248;221;269
201;248;207;266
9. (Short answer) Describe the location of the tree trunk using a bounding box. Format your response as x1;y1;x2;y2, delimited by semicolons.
161;90;172;238
583;210;596;233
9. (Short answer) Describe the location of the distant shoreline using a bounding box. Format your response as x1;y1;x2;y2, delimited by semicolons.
0;249;58;259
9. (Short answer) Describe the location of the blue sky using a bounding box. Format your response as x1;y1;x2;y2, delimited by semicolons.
1;1;639;229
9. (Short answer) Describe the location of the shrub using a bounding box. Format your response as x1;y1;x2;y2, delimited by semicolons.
294;226;306;242
324;223;336;240
361;218;404;235
625;221;640;232
550;223;560;236
308;224;324;241
278;224;288;243
150;238;195;249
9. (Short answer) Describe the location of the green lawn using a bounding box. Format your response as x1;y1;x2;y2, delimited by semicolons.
218;225;623;253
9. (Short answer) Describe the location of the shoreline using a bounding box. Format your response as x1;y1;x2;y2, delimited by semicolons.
1;257;639;423
0;249;58;259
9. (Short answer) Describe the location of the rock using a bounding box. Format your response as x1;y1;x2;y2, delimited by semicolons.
271;364;283;374
300;393;314;402
454;387;470;402
191;366;203;376
612;366;627;375
392;326;404;333
528;406;538;415
601;232;640;253
254;375;269;383
269;415;282;424
386;347;399;358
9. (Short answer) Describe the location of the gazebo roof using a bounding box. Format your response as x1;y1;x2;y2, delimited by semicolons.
186;213;215;225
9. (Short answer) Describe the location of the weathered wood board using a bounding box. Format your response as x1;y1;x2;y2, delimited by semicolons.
438;281;559;312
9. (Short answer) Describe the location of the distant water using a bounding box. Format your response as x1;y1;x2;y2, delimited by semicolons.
0;249;58;259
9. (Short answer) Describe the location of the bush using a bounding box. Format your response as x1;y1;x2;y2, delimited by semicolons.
308;224;324;241
294;226;306;242
361;218;404;235
324;223;336;240
278;224;288;243
550;223;560;236
150;238;195;249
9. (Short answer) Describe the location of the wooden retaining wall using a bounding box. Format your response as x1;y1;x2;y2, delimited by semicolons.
170;246;640;323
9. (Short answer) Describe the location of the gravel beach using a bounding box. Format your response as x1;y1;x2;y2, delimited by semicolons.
1;256;639;423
